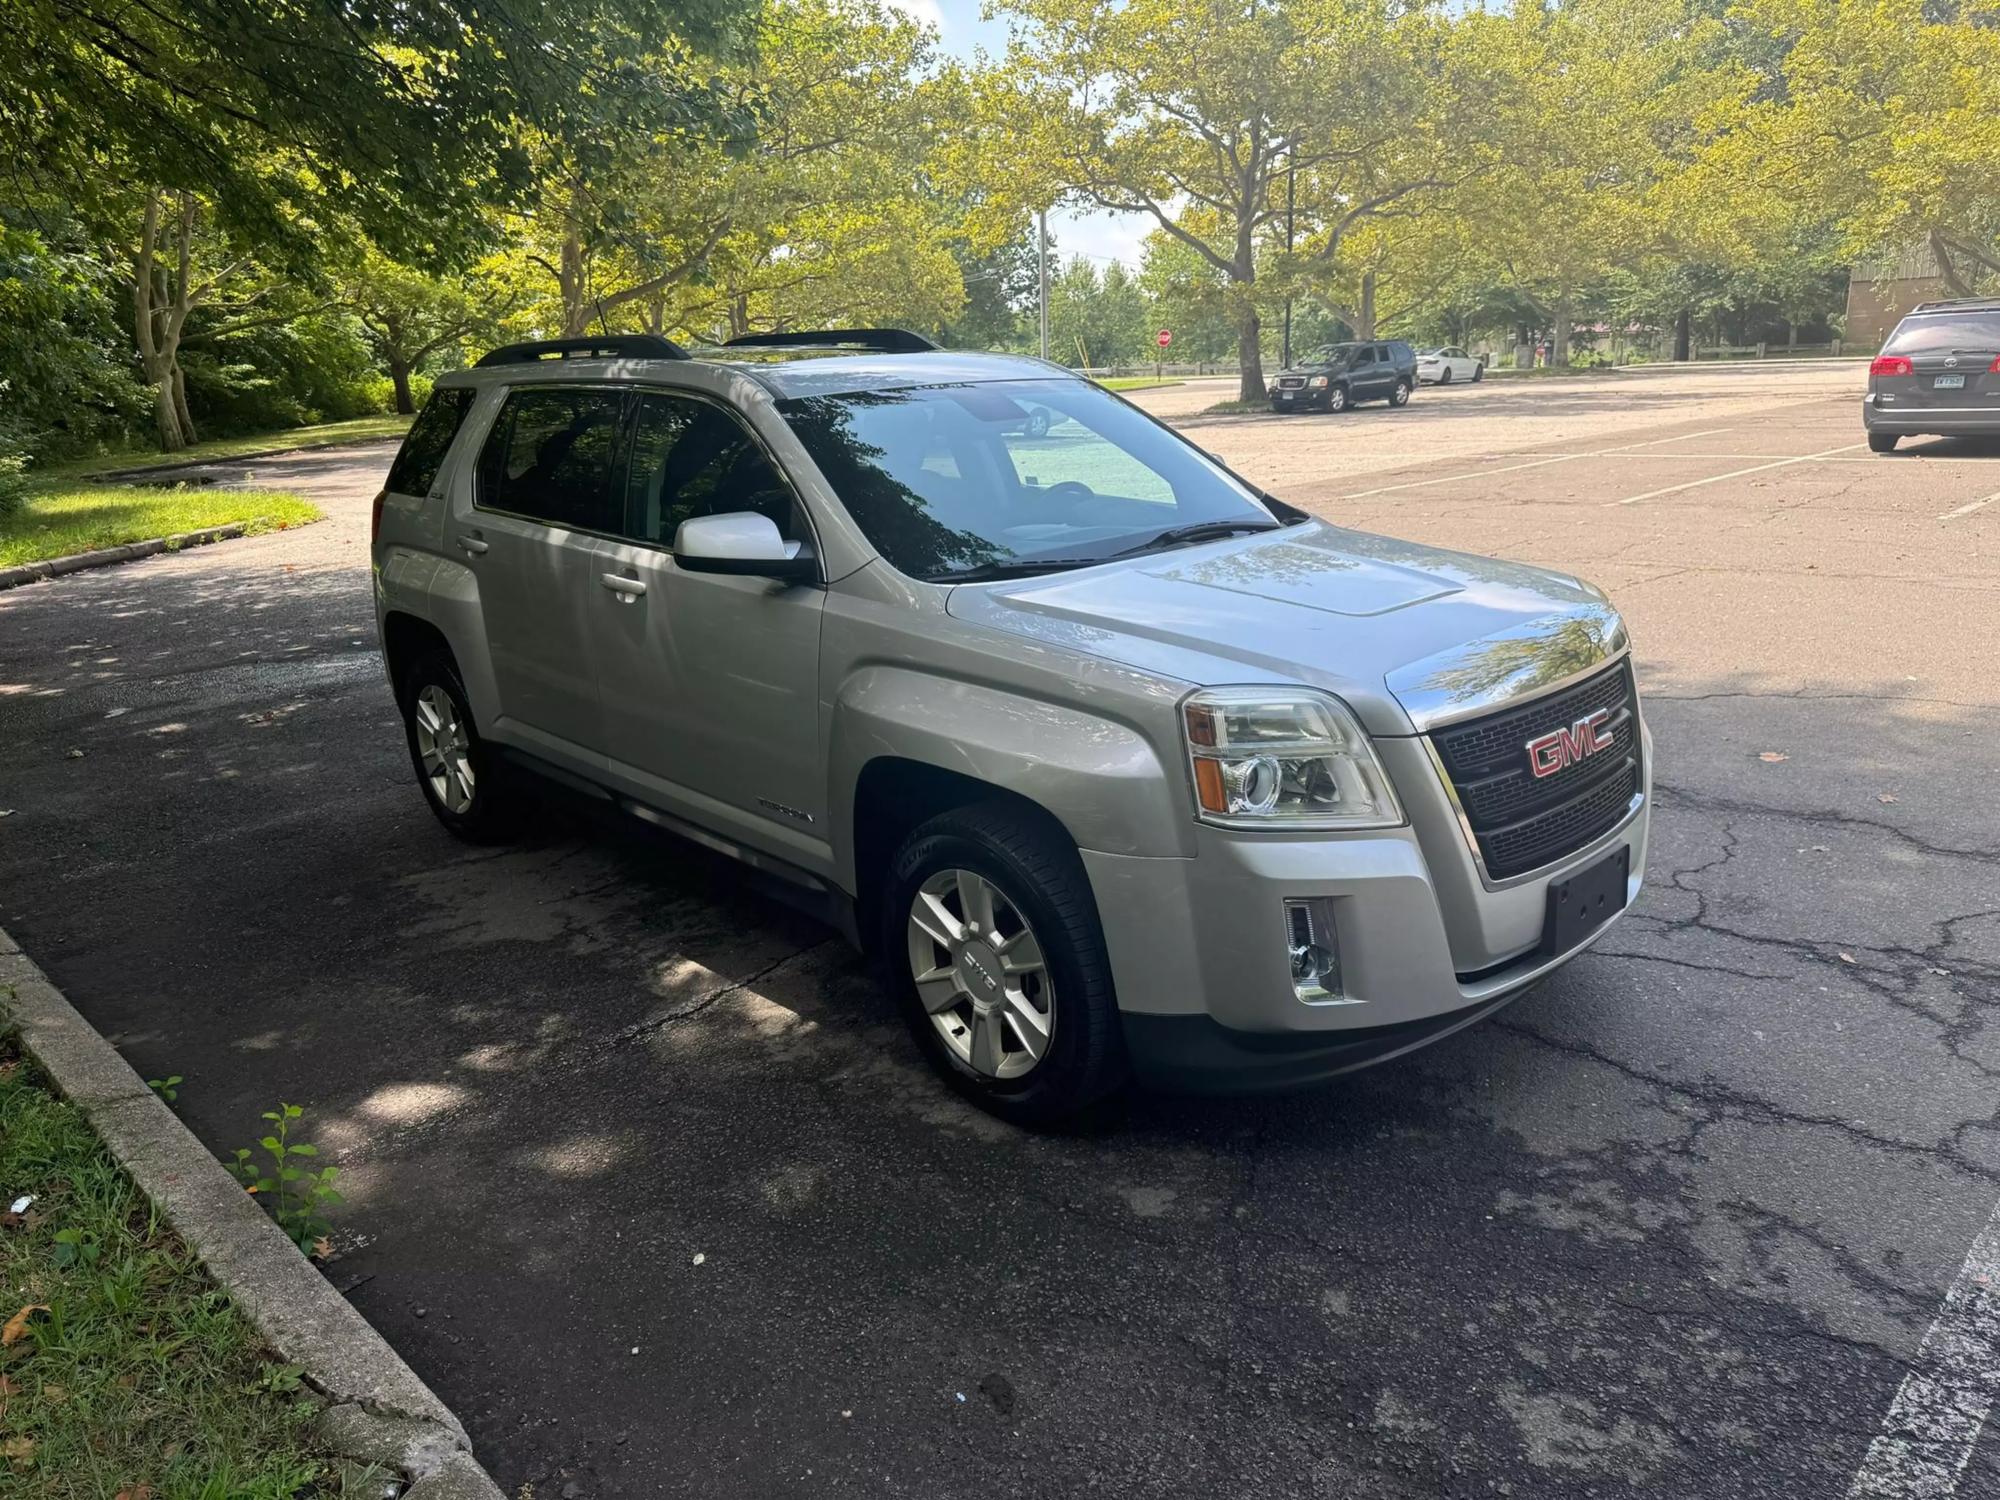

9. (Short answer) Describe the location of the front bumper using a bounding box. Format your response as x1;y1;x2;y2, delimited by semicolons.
1270;386;1329;411
1081;720;1652;1093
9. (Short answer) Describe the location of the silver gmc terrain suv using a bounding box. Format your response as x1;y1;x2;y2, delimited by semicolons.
372;330;1651;1123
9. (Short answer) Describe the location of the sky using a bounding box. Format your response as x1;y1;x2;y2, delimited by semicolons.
886;0;1156;272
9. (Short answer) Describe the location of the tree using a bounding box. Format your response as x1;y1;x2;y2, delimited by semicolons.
1048;257;1148;366
347;254;507;413
997;0;1471;400
0;0;756;269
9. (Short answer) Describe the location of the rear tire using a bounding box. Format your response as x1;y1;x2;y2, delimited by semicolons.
881;804;1128;1126
1472;363;1485;382
1391;378;1412;407
1868;431;1899;454
1439;367;1453;386
399;648;520;843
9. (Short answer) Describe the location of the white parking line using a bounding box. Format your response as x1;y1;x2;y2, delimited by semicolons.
1939;491;2000;522
1602;426;1737;450
1340;453;1581;499
1607;442;1869;505
1848;1199;2000;1498
1338;427;1745;500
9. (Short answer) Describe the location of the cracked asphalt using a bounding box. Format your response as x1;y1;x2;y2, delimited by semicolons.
1;363;1996;1497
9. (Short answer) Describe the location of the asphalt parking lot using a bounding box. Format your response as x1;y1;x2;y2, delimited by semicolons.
2;361;1996;1498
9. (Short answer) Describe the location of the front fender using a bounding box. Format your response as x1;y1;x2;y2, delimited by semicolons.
826;666;1194;887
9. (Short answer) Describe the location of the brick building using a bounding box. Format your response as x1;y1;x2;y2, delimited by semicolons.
1846;247;1951;347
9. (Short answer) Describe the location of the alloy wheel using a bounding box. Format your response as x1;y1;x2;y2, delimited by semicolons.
906;867;1055;1080
413;683;476;815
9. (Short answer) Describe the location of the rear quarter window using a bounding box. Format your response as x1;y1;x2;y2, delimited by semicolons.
385;387;475;497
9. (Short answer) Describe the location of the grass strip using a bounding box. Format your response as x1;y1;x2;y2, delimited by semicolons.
1;488;321;570
0;1040;339;1498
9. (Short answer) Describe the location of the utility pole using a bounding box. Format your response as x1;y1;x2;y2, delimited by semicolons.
1037;210;1050;361
1281;156;1296;369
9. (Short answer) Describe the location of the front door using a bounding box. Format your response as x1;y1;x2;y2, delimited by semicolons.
455;384;626;765
589;389;828;869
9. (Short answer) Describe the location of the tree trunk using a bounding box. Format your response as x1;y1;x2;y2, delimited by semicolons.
1355;271;1377;340
559;214;589;337
1552;291;1573;367
1235;301;1263;402
171;362;196;446
1785;319;1797;352
389;361;415;414
1673;308;1692;362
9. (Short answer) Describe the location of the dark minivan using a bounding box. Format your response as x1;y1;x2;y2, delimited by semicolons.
1864;298;2000;452
1270;340;1419;414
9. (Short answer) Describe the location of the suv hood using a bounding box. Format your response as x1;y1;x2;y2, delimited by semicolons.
944;521;1625;736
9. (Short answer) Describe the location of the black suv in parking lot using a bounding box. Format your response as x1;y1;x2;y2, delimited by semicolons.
1270;341;1419;414
1864;298;2000;452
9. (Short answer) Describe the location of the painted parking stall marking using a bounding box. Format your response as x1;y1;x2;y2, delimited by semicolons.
1848;1198;2000;1499
1607;441;1868;505
1939;489;2000;523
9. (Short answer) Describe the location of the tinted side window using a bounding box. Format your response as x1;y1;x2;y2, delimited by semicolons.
477;388;625;531
623;393;800;547
1351;347;1376;367
385;387;474;497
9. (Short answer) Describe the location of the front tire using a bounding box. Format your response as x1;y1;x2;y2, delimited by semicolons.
1391;378;1412;407
882;804;1128;1125
1868;431;1899;454
1326;384;1350;413
399;649;519;842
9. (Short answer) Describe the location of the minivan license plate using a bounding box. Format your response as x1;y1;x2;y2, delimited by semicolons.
1935;374;1966;389
1544;845;1630;954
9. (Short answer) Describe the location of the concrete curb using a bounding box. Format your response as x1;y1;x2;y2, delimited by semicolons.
0;925;505;1499
0;523;248;592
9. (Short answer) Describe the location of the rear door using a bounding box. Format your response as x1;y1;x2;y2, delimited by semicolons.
589;389;829;867
1879;309;2000;415
455;384;625;765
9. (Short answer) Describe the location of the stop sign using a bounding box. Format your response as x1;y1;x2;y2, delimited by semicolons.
1157;329;1172;348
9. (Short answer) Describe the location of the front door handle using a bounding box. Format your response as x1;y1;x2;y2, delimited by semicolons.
457;533;489;555
600;572;646;597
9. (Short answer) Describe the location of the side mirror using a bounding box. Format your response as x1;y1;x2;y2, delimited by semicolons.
673;512;816;584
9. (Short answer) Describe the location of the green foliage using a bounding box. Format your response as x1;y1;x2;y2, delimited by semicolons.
227;1103;343;1254
1049;257;1150;367
0;1051;334;1495
146;1074;183;1104
0;223;150;463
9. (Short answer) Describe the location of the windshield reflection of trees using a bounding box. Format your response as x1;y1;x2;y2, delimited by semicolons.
779;391;1000;579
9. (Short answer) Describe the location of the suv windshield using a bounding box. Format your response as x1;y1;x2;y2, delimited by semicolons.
1305;344;1358;366
776;379;1279;581
1885;310;2000;355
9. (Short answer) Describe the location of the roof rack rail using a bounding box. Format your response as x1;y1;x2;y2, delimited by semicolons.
720;328;941;354
1910;297;2000;314
474;334;689;367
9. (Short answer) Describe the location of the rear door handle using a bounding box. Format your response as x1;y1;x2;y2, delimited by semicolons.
600;572;646;597
457;533;489;555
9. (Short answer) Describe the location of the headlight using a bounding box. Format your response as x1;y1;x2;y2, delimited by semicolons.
1182;688;1402;829
1308;375;1328;388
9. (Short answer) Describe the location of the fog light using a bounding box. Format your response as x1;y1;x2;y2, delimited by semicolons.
1284;898;1341;1002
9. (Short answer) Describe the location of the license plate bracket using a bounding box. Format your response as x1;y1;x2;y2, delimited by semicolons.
1935;374;1966;389
1543;845;1630;954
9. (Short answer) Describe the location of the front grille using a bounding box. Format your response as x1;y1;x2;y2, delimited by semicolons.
1428;661;1641;880
1277;376;1306;389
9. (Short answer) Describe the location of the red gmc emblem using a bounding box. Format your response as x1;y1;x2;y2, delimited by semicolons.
1526;709;1615;778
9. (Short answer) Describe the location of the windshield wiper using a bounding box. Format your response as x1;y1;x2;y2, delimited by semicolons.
929;558;1103;582
1105;520;1282;559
